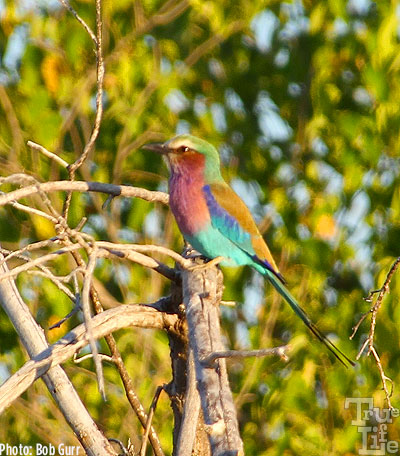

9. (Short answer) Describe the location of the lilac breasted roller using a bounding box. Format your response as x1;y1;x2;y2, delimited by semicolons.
143;134;354;367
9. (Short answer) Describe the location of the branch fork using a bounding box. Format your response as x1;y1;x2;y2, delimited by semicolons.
350;257;400;409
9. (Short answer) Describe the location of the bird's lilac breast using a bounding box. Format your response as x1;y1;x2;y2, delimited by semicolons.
169;168;211;236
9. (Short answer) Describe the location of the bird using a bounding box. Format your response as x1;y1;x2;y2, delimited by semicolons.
143;134;354;367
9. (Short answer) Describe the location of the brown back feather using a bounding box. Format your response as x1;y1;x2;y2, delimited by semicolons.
209;182;281;274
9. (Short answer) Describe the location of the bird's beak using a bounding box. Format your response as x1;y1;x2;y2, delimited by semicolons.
142;142;168;155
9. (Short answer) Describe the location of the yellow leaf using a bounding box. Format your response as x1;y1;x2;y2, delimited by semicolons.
47;315;68;343
325;83;341;104
31;214;56;239
309;4;326;35
302;359;316;387
315;214;336;240
41;54;63;95
305;160;319;181
375;11;398;67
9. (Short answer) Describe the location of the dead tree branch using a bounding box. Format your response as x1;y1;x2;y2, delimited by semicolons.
27;141;69;168
0;179;169;207
182;258;244;455
201;346;289;365
0;302;178;414
350;256;400;409
86;277;167;456
0;251;117;455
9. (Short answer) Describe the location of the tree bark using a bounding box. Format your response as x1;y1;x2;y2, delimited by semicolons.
167;277;211;455
181;258;244;456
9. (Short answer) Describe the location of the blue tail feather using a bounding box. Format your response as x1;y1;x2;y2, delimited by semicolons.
263;269;355;367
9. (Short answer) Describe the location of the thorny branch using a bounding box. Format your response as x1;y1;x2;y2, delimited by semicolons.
350;256;400;409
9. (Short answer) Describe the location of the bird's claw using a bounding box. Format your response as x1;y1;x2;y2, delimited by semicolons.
187;256;224;271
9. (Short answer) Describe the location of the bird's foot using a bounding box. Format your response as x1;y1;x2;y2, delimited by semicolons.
187;256;225;271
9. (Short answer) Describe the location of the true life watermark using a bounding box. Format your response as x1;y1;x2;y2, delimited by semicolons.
345;397;399;455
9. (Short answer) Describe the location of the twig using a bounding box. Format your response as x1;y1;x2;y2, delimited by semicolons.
72;0;105;173
140;385;164;456
0;174;63;221
0;245;85;282
98;246;178;282
108;439;128;456
351;257;400;345
81;250;106;399
0;179;169;207
58;0;97;44
37;265;85;284
368;257;400;346
27;141;69;168
0;247;77;303
370;346;394;410
200;345;290;366
50;232;166;455
0;245;84;282
356;337;370;359
0;239;61;266
73;352;113;364
62;0;105;220
85;274;166;456
1;194;59;223
96;241;191;269
108;339;166;456
75;217;87;232
49;301;81;329
349;312;369;340
27;268;77;302
220;300;236;307
1;241;177;308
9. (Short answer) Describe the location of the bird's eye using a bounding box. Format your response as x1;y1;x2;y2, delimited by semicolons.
178;146;189;153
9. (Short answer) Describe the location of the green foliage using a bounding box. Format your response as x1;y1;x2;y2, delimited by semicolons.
1;0;400;453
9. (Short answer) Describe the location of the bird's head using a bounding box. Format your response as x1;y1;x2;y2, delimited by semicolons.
142;134;222;181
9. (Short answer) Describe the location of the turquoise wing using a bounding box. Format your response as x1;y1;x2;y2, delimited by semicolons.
202;182;284;282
